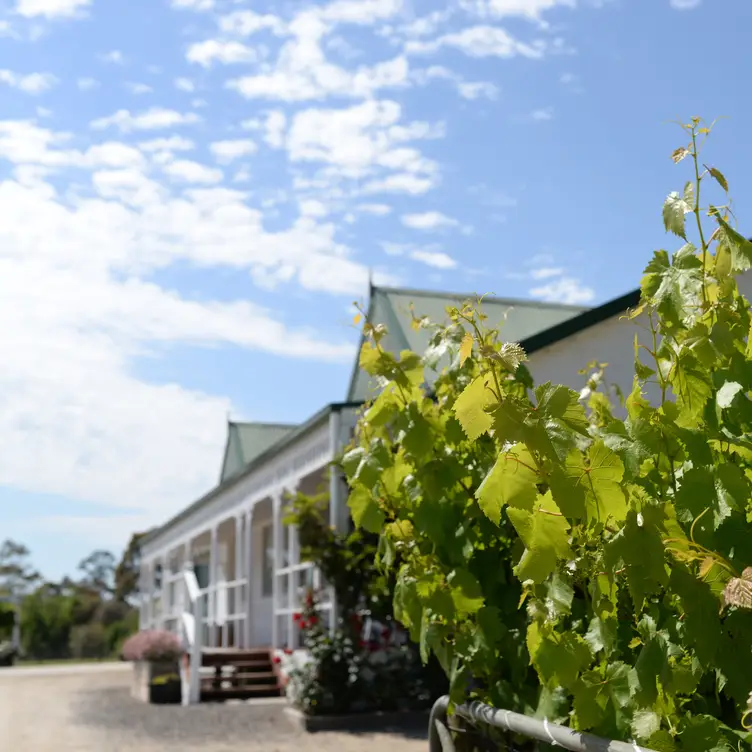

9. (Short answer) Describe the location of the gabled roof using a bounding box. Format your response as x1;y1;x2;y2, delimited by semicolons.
347;283;589;401
220;421;297;483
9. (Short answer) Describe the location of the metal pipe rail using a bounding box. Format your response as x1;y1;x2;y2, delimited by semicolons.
429;696;657;752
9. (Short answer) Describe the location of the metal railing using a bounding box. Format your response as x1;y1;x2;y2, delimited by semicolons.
429;697;657;752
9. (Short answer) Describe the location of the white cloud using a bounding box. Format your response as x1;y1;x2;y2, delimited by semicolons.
410;248;456;268
457;80;498;100
187;40;259;67
406;26;545;58
209;139;257;164
171;0;214;8
299;199;329;217
15;0;90;18
218;9;286;36
402;210;458;230
530;107;553;121
77;77;99;91
126;82;153;95
460;0;575;25
287;100;440;195
138;136;195;153
357;203;391;215
0;70;57;94
530;266;563;279
163;159;223;184
263;111;287;147
174;77;195;92
101;50;125;65
530;277;595;304
91;108;201;132
669;0;701;8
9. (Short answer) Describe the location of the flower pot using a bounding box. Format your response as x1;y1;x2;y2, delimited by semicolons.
149;677;182;705
131;660;180;703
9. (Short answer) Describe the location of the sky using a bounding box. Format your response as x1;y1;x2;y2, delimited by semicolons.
0;0;750;581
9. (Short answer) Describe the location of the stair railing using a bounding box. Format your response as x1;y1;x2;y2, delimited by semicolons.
180;563;203;706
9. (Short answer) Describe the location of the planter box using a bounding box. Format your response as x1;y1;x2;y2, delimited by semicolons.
131;660;181;704
284;706;428;734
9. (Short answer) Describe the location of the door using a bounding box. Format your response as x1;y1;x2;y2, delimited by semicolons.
251;522;274;646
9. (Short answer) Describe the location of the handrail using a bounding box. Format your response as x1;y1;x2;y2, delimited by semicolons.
180;563;202;705
429;696;657;752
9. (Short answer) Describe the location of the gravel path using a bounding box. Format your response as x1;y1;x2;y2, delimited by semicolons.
0;664;428;751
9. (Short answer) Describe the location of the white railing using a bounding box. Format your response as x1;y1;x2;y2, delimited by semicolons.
180;563;202;706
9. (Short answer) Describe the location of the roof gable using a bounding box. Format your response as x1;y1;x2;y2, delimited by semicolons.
219;421;297;482
347;284;589;401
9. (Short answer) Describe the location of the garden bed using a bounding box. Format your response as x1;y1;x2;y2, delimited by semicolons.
283;705;428;733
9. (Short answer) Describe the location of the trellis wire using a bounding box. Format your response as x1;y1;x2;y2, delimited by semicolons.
428;696;658;752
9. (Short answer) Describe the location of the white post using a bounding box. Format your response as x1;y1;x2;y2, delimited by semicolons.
272;492;282;650
244;506;253;648
234;514;242;647
328;408;343;633
287;487;299;649
210;526;218;648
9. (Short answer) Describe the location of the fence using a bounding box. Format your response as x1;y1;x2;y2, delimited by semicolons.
428;696;657;752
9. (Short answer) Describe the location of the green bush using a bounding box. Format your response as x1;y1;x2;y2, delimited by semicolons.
69;623;108;659
345;119;752;750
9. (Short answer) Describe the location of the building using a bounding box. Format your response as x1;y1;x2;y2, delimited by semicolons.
137;273;752;687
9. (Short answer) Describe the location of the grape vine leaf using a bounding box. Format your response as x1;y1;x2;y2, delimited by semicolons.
631;710;661;742
453;373;495;441
476;443;538;524
663;191;691;239
459;332;473;366
716;380;742;409
447;568;485;615
535;383;590;435
715;215;752;272
347;485;385;533
566;440;628;524
671;352;712;420
708;166;729;192
533;629;593;688
507;492;572;584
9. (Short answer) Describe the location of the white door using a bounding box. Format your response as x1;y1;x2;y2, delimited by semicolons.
251;522;274;646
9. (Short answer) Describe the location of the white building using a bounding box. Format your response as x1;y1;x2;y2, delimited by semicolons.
137;275;751;701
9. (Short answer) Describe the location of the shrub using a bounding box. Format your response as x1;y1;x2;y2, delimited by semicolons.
345;118;752;750
69;623;107;659
121;629;182;662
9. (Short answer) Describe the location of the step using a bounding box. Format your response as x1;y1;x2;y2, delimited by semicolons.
201;672;277;685
201;650;272;667
200;684;283;702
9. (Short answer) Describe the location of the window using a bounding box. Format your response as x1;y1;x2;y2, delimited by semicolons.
261;524;273;597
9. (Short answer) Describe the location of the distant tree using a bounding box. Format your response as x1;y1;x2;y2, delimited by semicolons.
0;539;40;600
114;532;146;603
20;583;74;660
69;623;107;660
77;550;115;597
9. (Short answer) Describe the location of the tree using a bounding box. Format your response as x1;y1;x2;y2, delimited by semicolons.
77;550;115;597
114;532;146;603
0;540;40;600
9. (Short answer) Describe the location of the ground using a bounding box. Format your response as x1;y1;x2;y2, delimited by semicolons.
0;663;428;751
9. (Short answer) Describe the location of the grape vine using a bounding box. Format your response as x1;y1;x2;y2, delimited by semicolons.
343;118;752;751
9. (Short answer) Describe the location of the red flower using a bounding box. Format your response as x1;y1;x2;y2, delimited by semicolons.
283;648;293;655
293;612;302;623
272;656;281;664
305;592;314;607
308;615;318;626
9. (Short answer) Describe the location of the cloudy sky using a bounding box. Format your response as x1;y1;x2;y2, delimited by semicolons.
0;0;749;579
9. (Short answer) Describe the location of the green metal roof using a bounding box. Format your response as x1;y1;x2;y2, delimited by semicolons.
220;421;297;482
347;284;589;402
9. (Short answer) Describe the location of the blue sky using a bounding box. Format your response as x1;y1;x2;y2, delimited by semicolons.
0;0;749;581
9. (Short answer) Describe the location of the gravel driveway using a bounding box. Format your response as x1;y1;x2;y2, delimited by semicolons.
0;663;428;751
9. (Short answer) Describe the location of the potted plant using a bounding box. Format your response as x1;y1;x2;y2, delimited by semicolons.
149;672;182;705
122;629;183;704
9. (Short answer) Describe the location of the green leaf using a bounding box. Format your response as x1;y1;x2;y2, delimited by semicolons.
402;403;433;460
683;180;695;211
535;382;590;435
605;510;668;607
671;352;712;420
716;216;752;272
680;715;737;752
584;615;617;658
663;191;691;239
453;373;495;441
708;165;728;192
716;380;743;409
507;492;572;584
491;397;527;444
534;629;593;688
447;568;484;616
347;485;384;533
632;710;661;742
475;444;538;524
